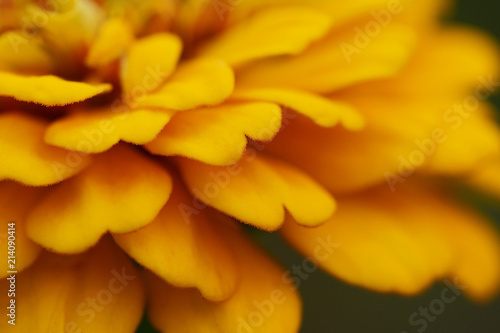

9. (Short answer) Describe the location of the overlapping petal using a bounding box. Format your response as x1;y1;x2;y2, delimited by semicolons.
26;144;172;253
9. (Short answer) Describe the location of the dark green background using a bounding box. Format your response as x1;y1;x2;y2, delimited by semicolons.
138;0;500;332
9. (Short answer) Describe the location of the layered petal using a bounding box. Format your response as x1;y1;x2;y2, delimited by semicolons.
114;178;238;302
0;72;112;106
176;153;336;230
0;182;46;278
0;238;145;333
45;108;174;153
0;111;91;185
198;6;331;66
147;223;302;333
135;58;234;110
145;102;282;165
26;144;172;253
281;183;500;301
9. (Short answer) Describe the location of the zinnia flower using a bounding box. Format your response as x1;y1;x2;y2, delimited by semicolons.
1;0;500;332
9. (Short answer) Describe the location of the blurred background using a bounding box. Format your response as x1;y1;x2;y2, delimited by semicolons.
138;0;500;332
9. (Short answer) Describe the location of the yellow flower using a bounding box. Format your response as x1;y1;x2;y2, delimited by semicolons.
1;0;500;332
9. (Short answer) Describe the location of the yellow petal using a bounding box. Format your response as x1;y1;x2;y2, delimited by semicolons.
45;108;174;153
135;58;234;110
198;6;331;66
0;72;112;106
281;183;500;300
113;178;238;302
147;223;302;333
0;112;91;186
120;33;182;97
233;88;364;129
0;182;46;278
237;23;416;94
26;144;172;253
0;31;54;75
0;237;145;333
176;153;336;230
85;17;135;67
467;158;500;199
146;102;281;165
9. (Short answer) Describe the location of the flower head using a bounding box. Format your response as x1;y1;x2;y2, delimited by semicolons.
1;0;500;332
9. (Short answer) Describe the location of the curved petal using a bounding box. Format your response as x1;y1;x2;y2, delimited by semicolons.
45;108;174;153
145;102;282;165
147;223;302;333
135;58;234;110
113;178;238;302
0;72;112;106
0;111;91;185
0;237;145;333
233;88;364;129
26;144;172;253
0;181;46;278
198;6;331;66
281;183;500;301
176;153;336;230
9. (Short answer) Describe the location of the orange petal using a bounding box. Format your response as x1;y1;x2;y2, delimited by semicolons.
0;237;145;333
176;153;336;230
0;182;46;278
45;108;174;153
113;178;238;302
0;112;91;186
147;223;302;333
120;33;182;97
145;102;282;165
26;144;172;253
135;58;234;110
281;183;500;301
0;72;112;106
198;5;331;66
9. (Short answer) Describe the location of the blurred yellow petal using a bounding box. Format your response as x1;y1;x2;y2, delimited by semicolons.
237;23;416;94
26;144;172;253
85;17;135;67
0;72;112;106
0;182;46;278
0;238;145;333
135;58;234;110
0;112;91;185
467;158;500;199
146;102;281;165
147;223;302;333
45;108;174;153
198;6;331;66
114;179;238;302
233;88;364;129
120;33;182;97
176;154;336;230
281;183;500;300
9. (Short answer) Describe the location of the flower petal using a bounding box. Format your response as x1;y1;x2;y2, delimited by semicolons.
237;23;416;94
45;108;174;153
0;72;112;106
467;158;500;199
147;223;302;333
233;88;364;129
281;183;500;301
135;58;234;110
0;182;46;278
120;33;182;97
113;178;238;302
0;238;145;333
0;111;91;185
176;153;336;230
85;17;135;68
146;102;282;165
26;144;172;253
198;6;331;66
